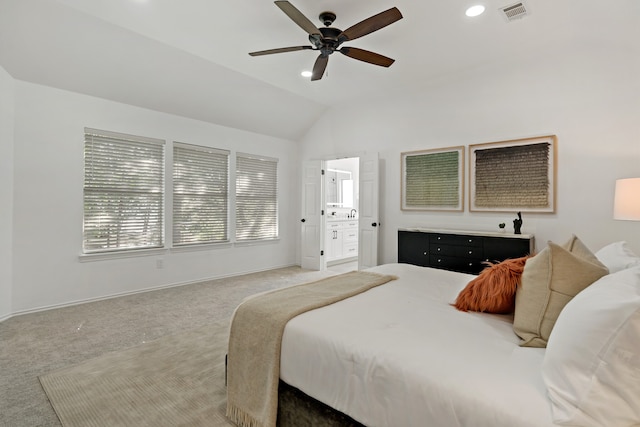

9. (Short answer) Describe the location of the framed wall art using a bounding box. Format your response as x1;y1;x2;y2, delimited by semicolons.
469;135;557;213
401;146;464;211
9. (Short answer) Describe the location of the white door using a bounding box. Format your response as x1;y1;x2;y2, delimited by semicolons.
358;152;380;269
300;160;324;270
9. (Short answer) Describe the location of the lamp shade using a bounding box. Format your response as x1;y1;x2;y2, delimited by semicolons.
613;178;640;220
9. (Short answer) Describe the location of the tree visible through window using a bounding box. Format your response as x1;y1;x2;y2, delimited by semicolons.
83;128;278;254
173;143;229;246
235;154;278;241
83;129;165;253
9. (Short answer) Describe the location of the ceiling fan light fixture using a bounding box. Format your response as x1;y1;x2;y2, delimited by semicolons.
301;70;313;78
465;5;486;17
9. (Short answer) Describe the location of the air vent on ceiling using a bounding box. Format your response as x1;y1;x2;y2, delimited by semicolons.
500;2;529;22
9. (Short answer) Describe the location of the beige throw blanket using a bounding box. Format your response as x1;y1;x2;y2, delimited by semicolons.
226;271;397;427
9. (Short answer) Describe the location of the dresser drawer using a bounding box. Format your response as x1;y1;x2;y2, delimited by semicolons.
429;255;483;274
430;243;483;259
431;233;483;247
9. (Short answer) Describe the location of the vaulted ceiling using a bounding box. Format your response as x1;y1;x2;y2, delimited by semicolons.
1;0;638;140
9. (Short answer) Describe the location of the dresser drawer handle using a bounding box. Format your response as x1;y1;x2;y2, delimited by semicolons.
437;247;441;251
468;250;473;254
437;259;442;263
423;252;427;255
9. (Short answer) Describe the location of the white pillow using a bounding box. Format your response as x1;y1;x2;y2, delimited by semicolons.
542;266;640;426
595;241;640;273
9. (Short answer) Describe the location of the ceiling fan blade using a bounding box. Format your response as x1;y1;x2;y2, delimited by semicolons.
275;1;321;37
338;7;403;43
249;46;313;56
339;47;395;67
311;54;329;81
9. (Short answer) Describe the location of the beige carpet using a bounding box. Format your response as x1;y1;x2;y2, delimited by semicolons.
39;321;234;427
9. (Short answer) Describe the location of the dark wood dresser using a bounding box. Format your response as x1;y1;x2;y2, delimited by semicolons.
398;228;535;275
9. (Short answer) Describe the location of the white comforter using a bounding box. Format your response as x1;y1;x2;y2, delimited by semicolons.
280;263;555;427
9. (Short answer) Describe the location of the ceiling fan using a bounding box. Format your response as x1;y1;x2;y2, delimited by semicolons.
249;1;403;81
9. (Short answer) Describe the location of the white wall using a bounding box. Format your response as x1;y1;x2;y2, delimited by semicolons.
300;42;640;264
11;81;300;314
0;66;14;320
6;38;640;316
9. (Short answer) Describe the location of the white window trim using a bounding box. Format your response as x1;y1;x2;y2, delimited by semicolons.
235;152;279;242
80;133;282;260
172;141;230;247
82;128;166;255
79;247;168;262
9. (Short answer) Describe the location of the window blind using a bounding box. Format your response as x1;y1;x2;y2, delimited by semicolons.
235;153;278;241
83;129;165;253
173;143;229;246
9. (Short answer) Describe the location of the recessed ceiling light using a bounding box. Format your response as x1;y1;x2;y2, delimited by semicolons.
301;71;312;78
465;5;485;17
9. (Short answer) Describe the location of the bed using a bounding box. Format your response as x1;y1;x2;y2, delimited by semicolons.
280;263;552;427
227;238;640;427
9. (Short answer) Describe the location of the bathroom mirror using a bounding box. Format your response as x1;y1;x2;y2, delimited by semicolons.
326;169;353;208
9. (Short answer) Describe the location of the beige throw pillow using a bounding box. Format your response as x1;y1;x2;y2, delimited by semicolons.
513;235;609;347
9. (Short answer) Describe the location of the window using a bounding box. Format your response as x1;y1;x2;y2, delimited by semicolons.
83;128;165;253
235;153;278;241
83;129;279;255
173;143;229;246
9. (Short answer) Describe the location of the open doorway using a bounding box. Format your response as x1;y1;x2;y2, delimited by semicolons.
300;152;378;271
325;157;359;271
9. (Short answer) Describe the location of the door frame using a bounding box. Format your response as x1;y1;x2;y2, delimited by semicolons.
300;151;379;271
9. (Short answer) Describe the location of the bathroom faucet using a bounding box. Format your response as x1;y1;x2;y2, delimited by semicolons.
349;209;357;218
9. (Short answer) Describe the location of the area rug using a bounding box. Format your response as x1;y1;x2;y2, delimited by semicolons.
39;321;234;427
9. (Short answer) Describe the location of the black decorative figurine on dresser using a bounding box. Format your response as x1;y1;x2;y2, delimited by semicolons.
513;212;523;234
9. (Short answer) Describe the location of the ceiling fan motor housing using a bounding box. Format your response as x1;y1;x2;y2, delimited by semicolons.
309;26;342;53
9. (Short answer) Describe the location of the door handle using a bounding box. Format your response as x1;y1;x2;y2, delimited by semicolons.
301;219;306;223
371;222;377;227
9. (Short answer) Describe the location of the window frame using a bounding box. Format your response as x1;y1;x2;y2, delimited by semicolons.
81;129;280;261
235;152;279;242
172;142;230;247
82;128;165;255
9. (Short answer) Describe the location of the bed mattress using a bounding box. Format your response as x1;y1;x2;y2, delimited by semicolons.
280;263;555;427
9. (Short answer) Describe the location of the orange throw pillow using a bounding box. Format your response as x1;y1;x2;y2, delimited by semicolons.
453;256;531;314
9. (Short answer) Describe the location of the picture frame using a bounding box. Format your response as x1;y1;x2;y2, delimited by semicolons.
469;135;557;213
401;146;464;211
